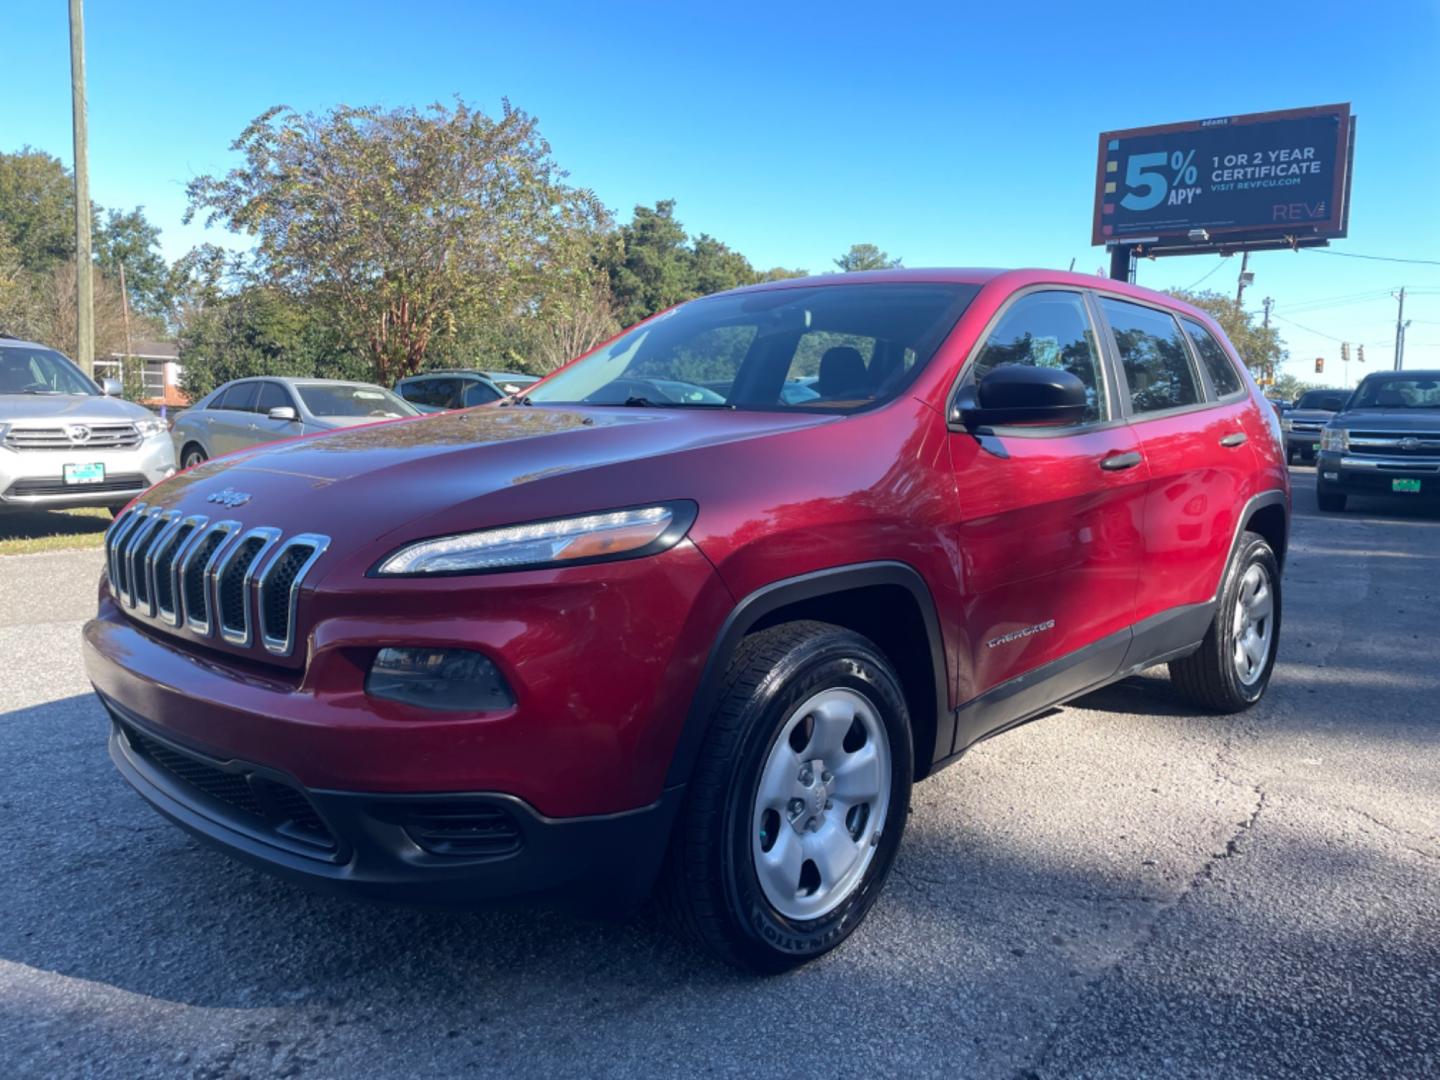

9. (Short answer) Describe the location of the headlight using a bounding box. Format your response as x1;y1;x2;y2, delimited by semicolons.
374;501;697;576
135;418;168;439
1280;418;1293;431
1320;427;1348;452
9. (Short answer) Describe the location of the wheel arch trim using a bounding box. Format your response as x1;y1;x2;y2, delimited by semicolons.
665;561;950;789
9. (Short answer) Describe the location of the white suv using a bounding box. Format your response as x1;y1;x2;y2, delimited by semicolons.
0;337;177;514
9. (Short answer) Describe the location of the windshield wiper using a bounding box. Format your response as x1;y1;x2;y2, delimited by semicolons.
20;389;65;395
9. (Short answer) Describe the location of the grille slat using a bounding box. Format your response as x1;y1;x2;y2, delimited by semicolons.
4;473;149;498
105;512;328;661
400;802;522;857
1347;431;1440;459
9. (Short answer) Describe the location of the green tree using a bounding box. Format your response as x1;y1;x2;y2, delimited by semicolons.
1167;290;1287;377
184;98;607;385
0;148;77;273
95;207;170;316
607;200;697;327
834;243;901;272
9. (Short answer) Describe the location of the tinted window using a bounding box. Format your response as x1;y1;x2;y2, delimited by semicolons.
399;377;460;409
970;291;1108;422
216;382;260;413
1102;299;1201;415
0;345;98;396
295;383;413;418
462;379;502;406
1295;389;1346;411
527;283;978;412
255;382;291;413
1181;319;1243;397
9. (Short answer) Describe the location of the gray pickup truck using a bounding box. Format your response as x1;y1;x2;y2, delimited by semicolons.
0;336;176;515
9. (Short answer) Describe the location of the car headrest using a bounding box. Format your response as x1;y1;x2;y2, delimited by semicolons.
1376;388;1406;407
818;347;867;398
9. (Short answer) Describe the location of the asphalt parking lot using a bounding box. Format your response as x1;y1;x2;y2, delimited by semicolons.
1;467;1436;1079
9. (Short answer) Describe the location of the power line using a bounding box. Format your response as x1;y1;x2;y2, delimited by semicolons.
1181;258;1227;291
1302;249;1440;268
1268;312;1349;343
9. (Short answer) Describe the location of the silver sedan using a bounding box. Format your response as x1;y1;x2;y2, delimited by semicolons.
170;377;418;469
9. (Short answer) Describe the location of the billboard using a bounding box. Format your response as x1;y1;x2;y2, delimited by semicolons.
1093;104;1353;252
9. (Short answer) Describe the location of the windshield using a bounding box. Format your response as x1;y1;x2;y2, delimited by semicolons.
0;344;99;396
526;282;979;412
295;383;416;418
1350;377;1440;410
1295;390;1346;411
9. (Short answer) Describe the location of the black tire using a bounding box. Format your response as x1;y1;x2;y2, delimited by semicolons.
1169;531;1281;713
181;443;208;470
660;620;913;972
1316;489;1346;512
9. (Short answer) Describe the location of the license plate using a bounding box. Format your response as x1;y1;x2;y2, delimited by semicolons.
1312;443;1320;452
63;462;106;485
1392;478;1422;494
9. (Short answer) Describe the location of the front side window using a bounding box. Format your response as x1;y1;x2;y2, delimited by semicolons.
1181;318;1243;397
0;345;98;396
462;379;502;406
1101;298;1201;415
255;382;291;413
526;283;979;412
968;291;1108;422
295;383;414;418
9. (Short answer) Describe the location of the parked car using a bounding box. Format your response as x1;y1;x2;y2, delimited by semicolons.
395;370;508;413
1281;387;1348;463
171;377;418;468
1316;371;1440;511
85;269;1289;971
0;335;176;514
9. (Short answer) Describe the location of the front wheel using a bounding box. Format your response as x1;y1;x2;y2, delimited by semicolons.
661;621;913;972
1169;531;1281;712
181;443;208;470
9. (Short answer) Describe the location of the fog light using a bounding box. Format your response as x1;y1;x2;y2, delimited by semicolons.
365;648;514;712
1323;472;1339;481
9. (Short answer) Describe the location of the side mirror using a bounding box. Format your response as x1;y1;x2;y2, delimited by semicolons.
267;406;299;422
951;366;1089;429
100;377;123;397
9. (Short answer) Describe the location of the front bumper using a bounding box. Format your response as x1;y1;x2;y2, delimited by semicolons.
101;692;682;910
0;436;176;510
1284;432;1323;457
1317;450;1440;497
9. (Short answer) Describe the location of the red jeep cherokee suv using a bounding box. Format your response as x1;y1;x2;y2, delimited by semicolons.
84;269;1289;971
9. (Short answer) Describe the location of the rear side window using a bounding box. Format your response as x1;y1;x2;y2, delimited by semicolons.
399;377;460;409
1101;298;1201;415
969;291;1108;422
1182;319;1243;397
215;382;259;412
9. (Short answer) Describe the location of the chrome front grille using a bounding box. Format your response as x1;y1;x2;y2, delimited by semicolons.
105;504;329;658
4;423;142;451
1347;431;1440;459
1288;421;1325;435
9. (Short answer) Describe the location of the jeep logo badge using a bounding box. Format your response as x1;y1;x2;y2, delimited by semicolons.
206;487;252;508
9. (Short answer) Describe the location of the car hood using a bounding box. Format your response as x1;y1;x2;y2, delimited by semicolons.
0;393;151;423
1332;409;1440;431
140;405;834;540
1285;409;1337;422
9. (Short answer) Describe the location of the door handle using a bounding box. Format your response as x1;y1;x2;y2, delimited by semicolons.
1099;451;1143;471
1220;432;1248;448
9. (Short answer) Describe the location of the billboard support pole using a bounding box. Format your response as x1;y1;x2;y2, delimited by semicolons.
1108;244;1135;283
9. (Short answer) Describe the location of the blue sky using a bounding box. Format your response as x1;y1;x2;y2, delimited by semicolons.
4;1;1438;385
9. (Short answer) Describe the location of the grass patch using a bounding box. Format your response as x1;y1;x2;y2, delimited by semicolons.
0;507;113;556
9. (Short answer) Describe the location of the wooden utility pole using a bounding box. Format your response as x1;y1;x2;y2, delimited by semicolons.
119;260;133;393
69;0;94;376
1234;251;1250;307
1393;287;1407;371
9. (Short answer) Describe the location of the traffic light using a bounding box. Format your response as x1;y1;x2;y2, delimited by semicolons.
1358;345;1365;364
1315;357;1325;374
1341;342;1351;363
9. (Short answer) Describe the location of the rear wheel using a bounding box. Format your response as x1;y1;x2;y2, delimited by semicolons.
1316;489;1346;512
661;620;912;972
181;443;208;470
1170;531;1281;712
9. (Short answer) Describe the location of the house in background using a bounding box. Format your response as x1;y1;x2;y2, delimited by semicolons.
94;340;188;409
